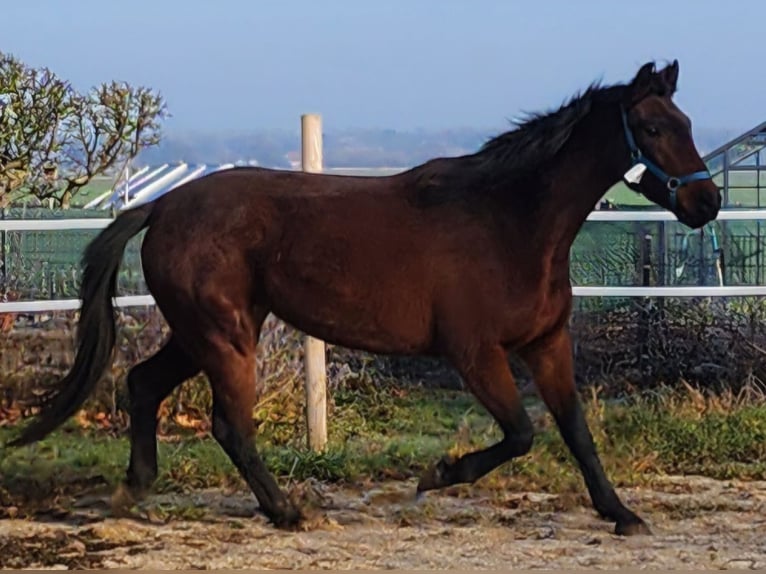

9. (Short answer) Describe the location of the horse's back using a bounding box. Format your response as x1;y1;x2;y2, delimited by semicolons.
139;166;437;351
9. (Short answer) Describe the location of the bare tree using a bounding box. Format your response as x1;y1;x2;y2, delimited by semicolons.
0;51;168;208
0;53;71;207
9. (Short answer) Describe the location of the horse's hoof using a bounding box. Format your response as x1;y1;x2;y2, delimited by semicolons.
270;505;305;531
416;455;455;493
110;482;138;518
615;517;652;536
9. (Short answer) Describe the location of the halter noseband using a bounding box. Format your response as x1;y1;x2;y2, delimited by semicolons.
620;106;712;209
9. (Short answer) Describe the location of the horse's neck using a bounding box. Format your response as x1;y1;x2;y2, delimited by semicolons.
536;105;627;258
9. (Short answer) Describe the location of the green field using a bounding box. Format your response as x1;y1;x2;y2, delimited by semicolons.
603;182;651;206
68;176;115;208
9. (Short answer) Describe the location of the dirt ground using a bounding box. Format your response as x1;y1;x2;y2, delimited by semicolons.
1;475;765;570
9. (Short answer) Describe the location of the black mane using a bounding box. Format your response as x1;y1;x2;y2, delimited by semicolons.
410;79;634;207
476;82;627;175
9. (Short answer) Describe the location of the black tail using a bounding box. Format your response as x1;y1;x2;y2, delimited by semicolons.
7;201;155;447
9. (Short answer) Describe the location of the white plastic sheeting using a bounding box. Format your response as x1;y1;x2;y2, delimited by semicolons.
84;162;236;211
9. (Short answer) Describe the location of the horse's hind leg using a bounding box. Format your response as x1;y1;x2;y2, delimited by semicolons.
417;343;535;493
519;327;650;536
194;305;302;528
115;335;200;508
210;381;302;528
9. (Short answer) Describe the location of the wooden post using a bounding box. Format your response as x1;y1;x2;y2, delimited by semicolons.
300;113;328;452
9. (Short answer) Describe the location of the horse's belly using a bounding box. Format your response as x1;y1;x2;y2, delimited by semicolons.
262;269;433;355
503;289;572;350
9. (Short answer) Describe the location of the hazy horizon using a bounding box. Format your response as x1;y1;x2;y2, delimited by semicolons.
4;0;765;137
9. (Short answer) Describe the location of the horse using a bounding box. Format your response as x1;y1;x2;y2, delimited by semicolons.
7;60;720;536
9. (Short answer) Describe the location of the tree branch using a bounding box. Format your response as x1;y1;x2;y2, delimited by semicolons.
0;51;168;207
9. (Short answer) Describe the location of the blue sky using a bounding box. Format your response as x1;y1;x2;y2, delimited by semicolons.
4;0;764;133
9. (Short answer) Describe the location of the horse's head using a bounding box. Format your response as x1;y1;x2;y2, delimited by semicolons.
620;60;721;229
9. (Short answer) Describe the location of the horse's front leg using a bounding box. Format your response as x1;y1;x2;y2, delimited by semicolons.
520;326;651;536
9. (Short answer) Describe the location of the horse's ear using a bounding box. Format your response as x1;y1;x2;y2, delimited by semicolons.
658;59;679;94
632;62;656;88
626;61;657;105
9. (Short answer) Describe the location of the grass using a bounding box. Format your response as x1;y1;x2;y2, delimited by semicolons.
68;176;114;208
604;182;652;206
604;181;766;209
2;382;766;514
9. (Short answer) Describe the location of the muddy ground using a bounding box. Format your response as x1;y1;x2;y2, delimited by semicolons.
1;475;765;570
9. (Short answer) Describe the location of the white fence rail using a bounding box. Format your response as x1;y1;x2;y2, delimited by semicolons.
3;210;766;314
585;209;766;222
0;218;114;231
5;287;766;315
2;208;765;233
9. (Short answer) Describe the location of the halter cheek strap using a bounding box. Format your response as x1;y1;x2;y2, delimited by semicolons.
620;106;712;209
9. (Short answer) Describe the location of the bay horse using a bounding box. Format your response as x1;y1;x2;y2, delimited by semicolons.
7;60;720;536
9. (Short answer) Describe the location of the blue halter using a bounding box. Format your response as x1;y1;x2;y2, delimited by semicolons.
620;106;712;209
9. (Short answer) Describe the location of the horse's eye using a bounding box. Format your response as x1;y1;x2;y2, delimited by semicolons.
645;126;660;137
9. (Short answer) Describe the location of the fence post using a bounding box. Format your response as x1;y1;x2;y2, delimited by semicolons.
697;228;706;286
641;233;652;287
300;113;328;452
657;221;666;287
0;208;6;292
638;232;653;369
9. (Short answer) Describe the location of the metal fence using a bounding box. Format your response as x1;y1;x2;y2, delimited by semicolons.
0;209;147;303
